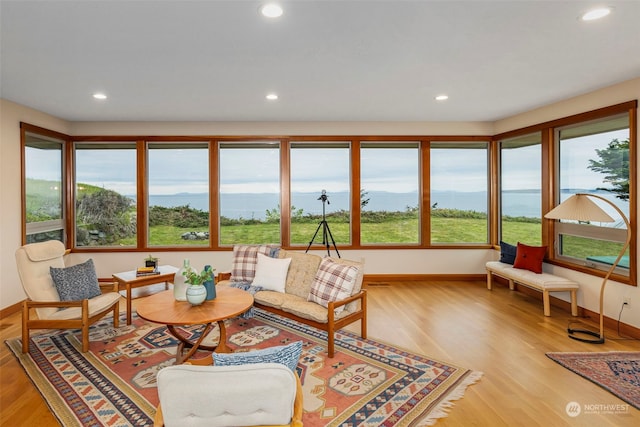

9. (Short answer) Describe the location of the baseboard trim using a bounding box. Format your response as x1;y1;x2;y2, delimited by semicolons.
0;300;22;319
488;276;640;340
364;273;486;284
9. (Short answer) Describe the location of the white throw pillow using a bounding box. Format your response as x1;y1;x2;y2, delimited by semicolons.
251;253;292;293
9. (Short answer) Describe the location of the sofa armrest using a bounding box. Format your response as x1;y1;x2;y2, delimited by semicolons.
328;289;366;310
217;272;232;281
98;279;118;293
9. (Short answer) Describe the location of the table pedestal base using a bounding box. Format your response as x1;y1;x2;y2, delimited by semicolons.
167;320;231;364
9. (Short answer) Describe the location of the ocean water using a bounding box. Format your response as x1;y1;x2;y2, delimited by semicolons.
140;190;626;220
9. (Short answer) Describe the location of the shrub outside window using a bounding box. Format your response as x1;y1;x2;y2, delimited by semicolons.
74;143;137;247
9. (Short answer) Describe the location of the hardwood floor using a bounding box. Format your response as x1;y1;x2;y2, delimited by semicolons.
1;280;639;426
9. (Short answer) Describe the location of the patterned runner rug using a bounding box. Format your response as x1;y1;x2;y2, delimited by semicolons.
7;308;481;426
546;351;640;410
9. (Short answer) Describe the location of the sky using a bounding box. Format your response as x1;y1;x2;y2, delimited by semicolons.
26;130;628;198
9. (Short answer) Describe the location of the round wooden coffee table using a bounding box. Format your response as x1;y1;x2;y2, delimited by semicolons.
136;287;253;364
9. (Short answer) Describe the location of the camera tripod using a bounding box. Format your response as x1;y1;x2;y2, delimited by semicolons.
305;190;340;258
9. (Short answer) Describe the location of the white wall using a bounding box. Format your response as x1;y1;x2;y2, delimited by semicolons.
1;78;638;331
0;99;70;309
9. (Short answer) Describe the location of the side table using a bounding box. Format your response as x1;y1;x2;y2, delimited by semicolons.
113;265;179;325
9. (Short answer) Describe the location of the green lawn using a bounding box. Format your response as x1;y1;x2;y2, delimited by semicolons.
126;217;542;246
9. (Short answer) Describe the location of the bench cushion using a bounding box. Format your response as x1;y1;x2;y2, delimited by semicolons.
486;261;578;290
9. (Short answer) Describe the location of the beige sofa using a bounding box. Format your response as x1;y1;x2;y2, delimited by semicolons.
218;247;366;358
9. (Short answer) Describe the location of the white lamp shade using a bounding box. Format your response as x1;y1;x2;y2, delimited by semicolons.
544;194;614;222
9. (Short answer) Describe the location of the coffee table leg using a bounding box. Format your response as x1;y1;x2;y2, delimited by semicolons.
214;320;232;353
168;323;215;364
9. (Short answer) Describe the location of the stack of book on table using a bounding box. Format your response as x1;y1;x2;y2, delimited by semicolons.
136;266;160;277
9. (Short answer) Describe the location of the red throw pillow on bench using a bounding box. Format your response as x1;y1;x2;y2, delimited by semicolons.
513;242;547;274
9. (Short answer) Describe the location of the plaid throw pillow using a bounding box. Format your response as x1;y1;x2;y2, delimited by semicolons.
308;257;359;314
231;245;277;282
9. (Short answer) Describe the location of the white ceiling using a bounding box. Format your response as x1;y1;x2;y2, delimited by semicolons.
1;0;639;123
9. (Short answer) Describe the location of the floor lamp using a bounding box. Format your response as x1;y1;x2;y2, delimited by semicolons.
544;193;631;344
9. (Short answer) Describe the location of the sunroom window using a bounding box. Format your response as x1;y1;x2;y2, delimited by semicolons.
554;114;631;277
74;142;137;247
430;141;489;244
289;142;351;248
219;142;281;245
24;132;65;244
499;133;542;246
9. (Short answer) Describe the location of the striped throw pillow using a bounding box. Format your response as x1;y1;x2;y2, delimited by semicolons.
212;341;302;372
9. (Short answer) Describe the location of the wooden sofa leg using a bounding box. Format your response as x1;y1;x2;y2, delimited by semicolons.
486;270;493;290
327;335;335;358
327;322;336;358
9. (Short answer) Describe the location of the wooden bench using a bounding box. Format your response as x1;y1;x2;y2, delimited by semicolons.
486;261;579;317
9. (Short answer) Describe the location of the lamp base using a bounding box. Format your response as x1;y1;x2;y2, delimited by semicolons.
567;327;605;344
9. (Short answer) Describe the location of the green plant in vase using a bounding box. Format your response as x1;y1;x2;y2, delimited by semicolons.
183;267;214;286
183;267;215;305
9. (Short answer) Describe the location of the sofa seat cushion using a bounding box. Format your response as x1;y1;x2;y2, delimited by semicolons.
46;292;122;320
254;291;351;323
253;289;287;309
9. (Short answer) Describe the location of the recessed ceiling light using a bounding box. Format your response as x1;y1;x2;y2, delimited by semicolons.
260;3;283;18
581;7;611;21
266;93;278;100
92;93;107;100
435;95;449;101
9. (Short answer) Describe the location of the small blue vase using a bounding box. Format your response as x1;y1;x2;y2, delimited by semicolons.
204;265;216;300
186;285;207;306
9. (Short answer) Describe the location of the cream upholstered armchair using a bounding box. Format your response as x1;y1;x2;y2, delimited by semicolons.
154;362;303;427
15;240;120;353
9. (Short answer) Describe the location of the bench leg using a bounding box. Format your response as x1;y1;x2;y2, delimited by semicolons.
569;290;578;316
508;279;515;291
487;270;493;290
543;291;551;317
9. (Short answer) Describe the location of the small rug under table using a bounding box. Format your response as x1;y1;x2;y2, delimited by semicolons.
7;308;481;426
546;351;640;410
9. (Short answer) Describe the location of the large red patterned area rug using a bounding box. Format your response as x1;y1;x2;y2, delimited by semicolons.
7;308;481;426
546;351;640;410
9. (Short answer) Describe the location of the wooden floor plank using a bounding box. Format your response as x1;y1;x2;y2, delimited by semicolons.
1;280;639;426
